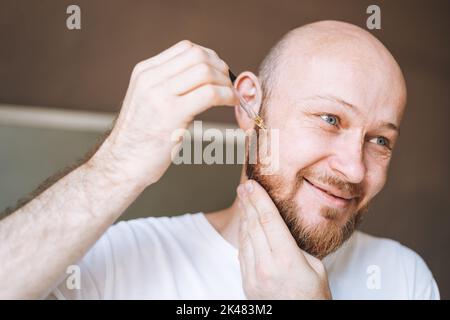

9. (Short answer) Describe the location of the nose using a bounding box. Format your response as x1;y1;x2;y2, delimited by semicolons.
329;130;366;184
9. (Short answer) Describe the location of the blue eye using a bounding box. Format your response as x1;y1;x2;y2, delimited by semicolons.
370;136;390;148
320;114;339;126
376;137;388;146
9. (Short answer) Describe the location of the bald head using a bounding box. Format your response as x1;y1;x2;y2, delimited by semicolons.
258;20;407;110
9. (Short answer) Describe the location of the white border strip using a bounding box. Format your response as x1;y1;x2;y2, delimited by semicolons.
0;104;114;132
0;104;240;143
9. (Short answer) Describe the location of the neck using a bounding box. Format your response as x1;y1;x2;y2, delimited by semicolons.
205;169;248;249
205;197;242;249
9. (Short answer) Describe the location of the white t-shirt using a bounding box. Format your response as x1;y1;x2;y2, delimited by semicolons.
53;212;439;300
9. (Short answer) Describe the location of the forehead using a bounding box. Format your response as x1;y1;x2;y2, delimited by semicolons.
272;47;407;126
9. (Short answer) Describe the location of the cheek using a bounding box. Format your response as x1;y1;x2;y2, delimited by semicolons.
277;126;333;172
362;156;389;202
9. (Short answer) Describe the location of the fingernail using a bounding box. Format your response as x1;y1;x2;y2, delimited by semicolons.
245;180;254;193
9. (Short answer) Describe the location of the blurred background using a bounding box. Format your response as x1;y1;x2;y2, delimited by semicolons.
0;0;449;298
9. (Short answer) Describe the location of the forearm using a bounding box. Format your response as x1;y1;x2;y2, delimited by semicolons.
0;141;147;299
0;40;236;299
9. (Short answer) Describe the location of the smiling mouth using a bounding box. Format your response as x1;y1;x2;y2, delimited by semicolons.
303;178;355;208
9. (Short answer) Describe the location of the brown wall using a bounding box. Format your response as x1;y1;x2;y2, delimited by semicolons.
1;0;449;298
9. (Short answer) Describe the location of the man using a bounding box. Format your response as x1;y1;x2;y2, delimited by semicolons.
0;20;439;299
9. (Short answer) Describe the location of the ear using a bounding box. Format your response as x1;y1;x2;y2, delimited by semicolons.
233;71;263;130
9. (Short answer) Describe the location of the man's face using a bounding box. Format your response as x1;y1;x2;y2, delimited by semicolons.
247;48;406;259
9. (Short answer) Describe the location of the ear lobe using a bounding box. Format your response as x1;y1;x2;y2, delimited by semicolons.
233;71;263;130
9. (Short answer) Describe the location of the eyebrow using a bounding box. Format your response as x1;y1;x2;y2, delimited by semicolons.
302;94;400;133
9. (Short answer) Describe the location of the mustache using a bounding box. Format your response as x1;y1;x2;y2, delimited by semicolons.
295;167;364;199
